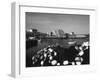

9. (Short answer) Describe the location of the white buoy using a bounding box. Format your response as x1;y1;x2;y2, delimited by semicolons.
79;51;84;56
48;48;53;52
63;60;69;65
57;63;60;66
43;48;47;52
49;56;53;60
32;56;35;60
75;46;78;50
40;56;43;60
54;52;57;56
79;46;82;51
72;62;75;65
86;46;88;50
33;61;35;64
44;53;47;58
76;62;81;65
41;61;44;66
51;60;57;65
82;42;89;47
80;57;83;62
75;57;80;61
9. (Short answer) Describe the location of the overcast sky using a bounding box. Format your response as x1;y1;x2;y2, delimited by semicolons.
26;12;89;34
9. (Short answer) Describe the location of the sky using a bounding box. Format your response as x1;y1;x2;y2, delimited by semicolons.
26;12;89;34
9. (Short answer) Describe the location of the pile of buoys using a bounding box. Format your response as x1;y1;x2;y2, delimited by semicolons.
32;41;89;67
